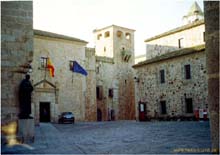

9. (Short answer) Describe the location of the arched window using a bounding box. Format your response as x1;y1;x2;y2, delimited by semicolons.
97;34;102;40
105;31;110;38
117;31;123;38
125;33;131;40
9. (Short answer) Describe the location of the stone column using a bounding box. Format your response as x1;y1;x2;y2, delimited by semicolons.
204;1;219;152
1;1;33;124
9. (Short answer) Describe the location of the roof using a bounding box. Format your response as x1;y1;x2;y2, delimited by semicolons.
34;29;88;44
187;1;204;16
144;19;204;42
93;25;135;33
133;44;205;68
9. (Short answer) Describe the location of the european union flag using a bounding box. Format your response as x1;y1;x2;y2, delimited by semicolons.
72;61;88;76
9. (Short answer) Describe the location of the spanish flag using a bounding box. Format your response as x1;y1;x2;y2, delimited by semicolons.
47;58;55;77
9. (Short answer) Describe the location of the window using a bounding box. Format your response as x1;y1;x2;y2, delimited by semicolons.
97;34;102;40
160;101;167;114
105;31;110;38
178;38;184;48
96;86;103;100
185;98;193;113
117;31;123;38
96;66;99;74
104;47;106;52
184;64;191;79
108;88;113;98
125;33;131;40
40;57;48;68
160;69;165;83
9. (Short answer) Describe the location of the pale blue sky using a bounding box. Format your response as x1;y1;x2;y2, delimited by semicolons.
33;0;204;55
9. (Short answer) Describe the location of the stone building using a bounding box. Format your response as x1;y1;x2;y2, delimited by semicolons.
133;2;207;120
31;30;97;124
94;25;136;121
31;24;136;123
1;1;33;124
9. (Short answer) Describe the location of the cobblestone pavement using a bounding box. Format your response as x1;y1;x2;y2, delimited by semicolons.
2;121;212;154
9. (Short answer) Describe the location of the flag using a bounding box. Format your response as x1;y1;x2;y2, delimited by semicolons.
72;61;87;76
47;58;55;77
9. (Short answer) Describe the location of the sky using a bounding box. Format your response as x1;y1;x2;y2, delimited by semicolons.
33;0;204;56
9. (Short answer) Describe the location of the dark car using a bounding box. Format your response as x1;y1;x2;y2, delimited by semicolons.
58;112;75;124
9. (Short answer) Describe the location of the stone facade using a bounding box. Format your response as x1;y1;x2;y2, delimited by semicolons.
144;2;205;60
1;1;33;124
31;25;136;123
204;1;219;151
133;3;208;120
133;45;207;119
145;21;205;59
85;48;97;121
94;25;136;121
32;30;91;124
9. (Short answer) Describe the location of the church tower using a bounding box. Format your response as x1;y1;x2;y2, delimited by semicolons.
94;25;136;120
93;25;135;64
182;1;204;25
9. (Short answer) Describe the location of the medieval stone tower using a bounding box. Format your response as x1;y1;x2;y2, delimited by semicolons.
93;25;136;120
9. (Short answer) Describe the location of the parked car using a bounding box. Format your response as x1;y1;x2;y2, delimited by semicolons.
58;112;75;124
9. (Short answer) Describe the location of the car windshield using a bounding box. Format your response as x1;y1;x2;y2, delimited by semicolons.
62;112;73;115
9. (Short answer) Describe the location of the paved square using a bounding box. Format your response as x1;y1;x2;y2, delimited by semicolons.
2;121;211;154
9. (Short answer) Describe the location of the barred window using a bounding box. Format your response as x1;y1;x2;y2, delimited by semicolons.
160;69;165;83
108;88;113;98
40;57;48;68
184;64;191;79
96;86;103;100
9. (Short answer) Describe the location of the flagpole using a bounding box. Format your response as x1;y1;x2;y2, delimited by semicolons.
44;58;48;80
72;72;73;83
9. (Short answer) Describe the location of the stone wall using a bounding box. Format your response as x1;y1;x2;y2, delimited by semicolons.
94;25;136;121
204;1;219;151
32;32;88;123
85;48;97;121
96;57;115;121
145;22;205;59
94;27;114;58
113;26;135;120
134;50;207;119
1;1;33;124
